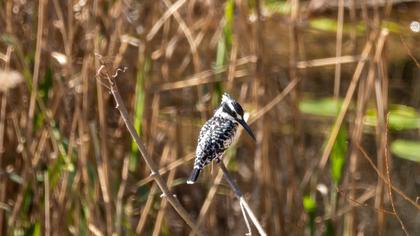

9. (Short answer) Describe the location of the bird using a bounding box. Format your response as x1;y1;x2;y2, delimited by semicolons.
187;93;256;184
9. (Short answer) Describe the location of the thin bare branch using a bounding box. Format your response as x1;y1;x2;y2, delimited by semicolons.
98;68;205;236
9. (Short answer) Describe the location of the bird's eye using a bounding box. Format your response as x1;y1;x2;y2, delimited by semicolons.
233;102;244;117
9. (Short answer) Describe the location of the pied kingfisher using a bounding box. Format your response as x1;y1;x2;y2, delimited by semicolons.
187;93;255;184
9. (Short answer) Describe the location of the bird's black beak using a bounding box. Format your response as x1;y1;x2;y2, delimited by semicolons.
238;118;256;141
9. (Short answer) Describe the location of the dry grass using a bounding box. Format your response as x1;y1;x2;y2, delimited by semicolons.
0;0;419;235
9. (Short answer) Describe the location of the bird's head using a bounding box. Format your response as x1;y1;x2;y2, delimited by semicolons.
215;93;256;141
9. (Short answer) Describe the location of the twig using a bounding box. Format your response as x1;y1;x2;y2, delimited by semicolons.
97;67;205;236
399;34;420;68
219;161;267;236
383;117;409;236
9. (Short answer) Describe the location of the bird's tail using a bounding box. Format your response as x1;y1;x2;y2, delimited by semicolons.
187;168;201;184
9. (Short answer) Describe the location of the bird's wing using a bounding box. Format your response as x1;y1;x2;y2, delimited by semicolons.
201;118;237;158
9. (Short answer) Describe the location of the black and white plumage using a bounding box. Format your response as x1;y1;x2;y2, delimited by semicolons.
187;93;255;184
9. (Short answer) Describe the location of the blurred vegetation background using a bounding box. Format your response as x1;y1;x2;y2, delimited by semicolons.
0;0;419;235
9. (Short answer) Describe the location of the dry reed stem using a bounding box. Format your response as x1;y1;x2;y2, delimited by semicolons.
227;38;239;90
373;29;390;235
336;187;395;215
318;31;377;170
136;184;158;234
147;0;187;41
95;79;113;235
27;0;47;143
44;171;50;236
116;156;130;235
93;28;113;235
296;55;363;69
88;224;105;236
161;0;197;54
373;30;409;234
328;187;377;219
89;122;114;235
382;119;409;235
219;162;267;236
334;0;345;98
0;46;12;234
0;94;6;234
98;67;205;236
8;114;30;229
346;28;388;234
158;56;256;91
248;78;300;124
356;144;420;210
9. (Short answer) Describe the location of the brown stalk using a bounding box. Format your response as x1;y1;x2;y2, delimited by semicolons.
0;46;12;236
334;0;345;98
116;155;130;235
345;29;388;235
158;55;256;91
147;0;187;41
227;38;238;90
374;30;409;235
89;122;113;235
161;0;200;70
0;93;6;235
373;30;389;236
248;78;300;124
27;0;47;143
345;59;371;234
94;73;113;236
92;24;113;235
8;113;30;229
399;35;420;68
135;184;158;234
329;187;377;220
286;0;302;225
97;67;205;236
356;144;420;210
318;32;376;170
296;55;363;69
44;171;50;236
77;54;93;233
88;224;105;236
337;187;395;216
